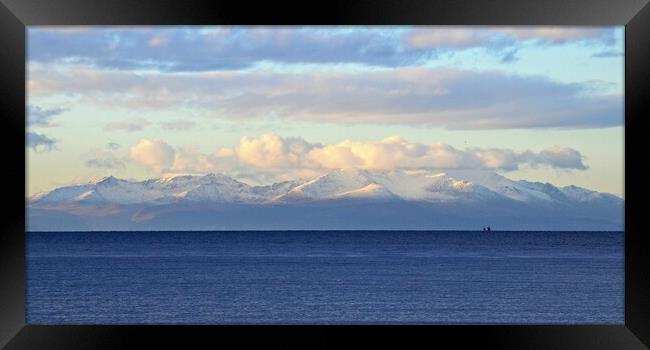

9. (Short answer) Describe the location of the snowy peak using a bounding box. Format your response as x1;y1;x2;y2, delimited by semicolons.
29;169;622;208
31;184;96;204
333;183;397;199
560;184;617;202
277;168;377;201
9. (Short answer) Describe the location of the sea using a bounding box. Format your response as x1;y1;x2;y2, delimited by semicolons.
26;231;624;324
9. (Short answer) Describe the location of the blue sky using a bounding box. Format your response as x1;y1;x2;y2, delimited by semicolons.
26;26;624;197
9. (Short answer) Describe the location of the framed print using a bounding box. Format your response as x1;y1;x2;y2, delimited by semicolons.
1;0;649;348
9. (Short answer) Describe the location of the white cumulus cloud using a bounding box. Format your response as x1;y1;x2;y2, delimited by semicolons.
148;134;587;183
129;139;176;173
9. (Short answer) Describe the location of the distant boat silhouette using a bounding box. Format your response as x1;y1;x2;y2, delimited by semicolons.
482;226;491;232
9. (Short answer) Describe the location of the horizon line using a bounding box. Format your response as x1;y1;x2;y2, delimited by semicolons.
26;230;625;233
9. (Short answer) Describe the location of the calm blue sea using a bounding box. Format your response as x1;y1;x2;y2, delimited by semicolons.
26;231;624;324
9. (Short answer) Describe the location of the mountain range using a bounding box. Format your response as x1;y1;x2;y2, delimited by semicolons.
27;169;624;231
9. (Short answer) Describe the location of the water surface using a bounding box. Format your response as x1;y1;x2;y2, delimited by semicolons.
27;231;624;324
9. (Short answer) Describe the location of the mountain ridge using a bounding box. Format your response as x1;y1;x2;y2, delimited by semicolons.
28;169;624;231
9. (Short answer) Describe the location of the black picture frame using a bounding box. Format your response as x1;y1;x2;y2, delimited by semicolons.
1;0;649;348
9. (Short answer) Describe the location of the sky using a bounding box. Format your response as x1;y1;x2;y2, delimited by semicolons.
26;26;624;197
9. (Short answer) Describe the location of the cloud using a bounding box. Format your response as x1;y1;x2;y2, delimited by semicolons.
159;120;196;131
27;27;618;72
500;49;518;63
26;132;57;151
129;139;176;172
104;119;151;132
168;145;234;174
535;146;588;170
404;27;616;50
26;106;63;152
147;35;169;48
29;65;623;130
27;27;419;72
28;105;65;127
85;156;126;169
491;27;614;44
158;134;588;183
85;145;126;169
405;27;493;49
235;134;316;169
301;136;587;172
592;50;623;58
464;146;588;171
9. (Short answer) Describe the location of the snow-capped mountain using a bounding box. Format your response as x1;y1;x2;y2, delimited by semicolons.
28;169;624;231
